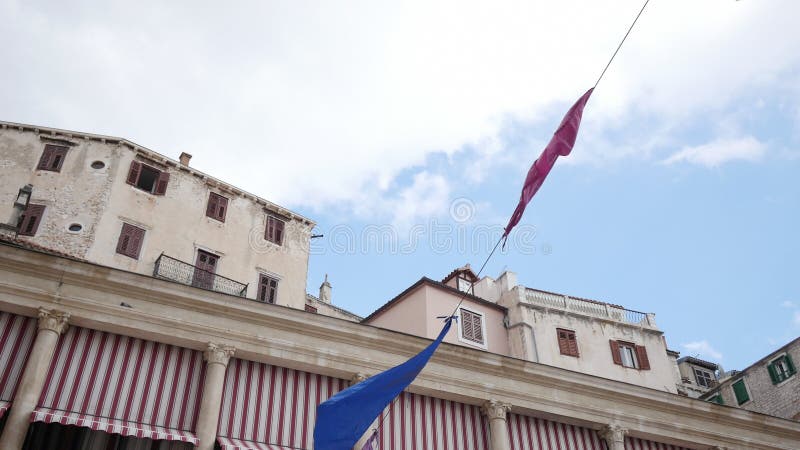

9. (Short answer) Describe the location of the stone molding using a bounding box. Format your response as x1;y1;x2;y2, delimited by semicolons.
204;342;235;366
598;423;628;445
481;400;511;420
1;245;800;450
350;372;368;386
37;307;69;334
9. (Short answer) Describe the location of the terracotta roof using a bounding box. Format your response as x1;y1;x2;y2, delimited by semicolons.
362;277;506;323
441;264;479;284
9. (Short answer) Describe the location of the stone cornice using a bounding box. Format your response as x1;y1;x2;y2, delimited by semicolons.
522;302;664;336
0;246;798;450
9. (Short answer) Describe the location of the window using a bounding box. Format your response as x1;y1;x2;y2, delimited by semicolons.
36;144;69;172
557;328;579;357
305;304;318;313
609;340;650;370
115;223;145;259
768;354;796;384
732;379;750;405
18;204;45;236
457;277;473;294
707;393;724;405
257;274;279;304
265;216;285;245
459;308;485;346
126;161;169;195
206;192;229;222
694;368;715;388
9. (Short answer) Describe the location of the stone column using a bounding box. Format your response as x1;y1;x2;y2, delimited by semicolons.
481;400;511;450
350;373;379;450
598;424;628;450
195;343;235;450
0;308;69;450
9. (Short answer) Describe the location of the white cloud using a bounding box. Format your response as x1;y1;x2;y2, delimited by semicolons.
794;311;800;327
682;340;723;361
0;0;798;213
662;136;766;167
781;300;797;309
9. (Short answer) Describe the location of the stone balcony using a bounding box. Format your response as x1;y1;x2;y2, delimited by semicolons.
524;288;657;329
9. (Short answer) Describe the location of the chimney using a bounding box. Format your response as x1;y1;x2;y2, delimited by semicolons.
179;152;192;166
319;274;332;304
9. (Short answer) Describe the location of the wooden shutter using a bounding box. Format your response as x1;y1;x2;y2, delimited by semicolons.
472;314;484;343
127;161;142;185
786;354;796;375
557;330;569;355
636;345;650;370
732;379;749;404
116;223;145;259
154;171;170;195
610;340;622;365
18;204;45;236
768;363;780;384
216;196;228;221
206;193;218;218
274;218;284;244
460;311;474;341
37;147;53;170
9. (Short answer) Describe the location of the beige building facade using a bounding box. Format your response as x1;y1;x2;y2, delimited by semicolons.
0;244;798;449
0;121;314;310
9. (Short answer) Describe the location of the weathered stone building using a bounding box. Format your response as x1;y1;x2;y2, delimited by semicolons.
700;337;799;422
0;121;314;309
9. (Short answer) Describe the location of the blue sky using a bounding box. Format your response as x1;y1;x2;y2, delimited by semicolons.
2;0;799;370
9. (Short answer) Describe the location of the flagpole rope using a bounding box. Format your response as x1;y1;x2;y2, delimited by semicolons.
594;0;651;89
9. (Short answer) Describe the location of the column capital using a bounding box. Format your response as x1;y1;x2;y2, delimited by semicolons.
598;423;628;445
37;308;69;334
350;372;368;386
204;342;235;366
481;399;511;420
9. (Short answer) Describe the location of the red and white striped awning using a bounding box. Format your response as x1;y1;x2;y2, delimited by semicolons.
217;357;347;449
626;436;690;450
217;437;295;450
0;312;38;417
508;413;603;450
378;391;490;450
32;326;205;444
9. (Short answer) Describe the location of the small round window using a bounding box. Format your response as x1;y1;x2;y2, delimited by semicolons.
68;223;83;232
91;161;105;169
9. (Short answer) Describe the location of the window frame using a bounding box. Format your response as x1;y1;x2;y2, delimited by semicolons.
768;354;796;384
609;339;650;370
18;204;46;236
206;192;229;222
556;328;579;357
264;215;285;246
731;378;750;405
36;144;69;172
457;306;487;349
694;367;715;388
707;393;724;405
115;223;146;260
257;273;279;304
126;160;170;195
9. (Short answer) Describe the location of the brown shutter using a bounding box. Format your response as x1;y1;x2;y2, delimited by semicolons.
37;147;53;170
636;345;650;370
569;334;579;357
130;226;145;259
610;340;622;365
116;223;145;259
206;193;218;218
557;330;569;355
18;205;45;236
472;315;484;343
126;161;142;185
217;196;228;221
275;219;284;244
154;171;170;195
461;312;473;341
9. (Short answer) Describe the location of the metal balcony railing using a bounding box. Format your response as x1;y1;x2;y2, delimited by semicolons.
153;253;248;297
524;288;656;328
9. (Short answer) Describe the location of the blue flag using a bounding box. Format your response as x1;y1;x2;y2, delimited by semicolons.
313;317;455;450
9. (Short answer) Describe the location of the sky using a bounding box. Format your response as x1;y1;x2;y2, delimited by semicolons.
1;0;799;372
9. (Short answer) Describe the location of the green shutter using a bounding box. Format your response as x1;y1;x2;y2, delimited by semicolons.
732;379;750;405
709;394;724;405
786;354;797;376
768;363;780;384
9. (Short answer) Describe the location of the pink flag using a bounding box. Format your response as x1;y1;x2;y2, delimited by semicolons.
502;88;593;244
